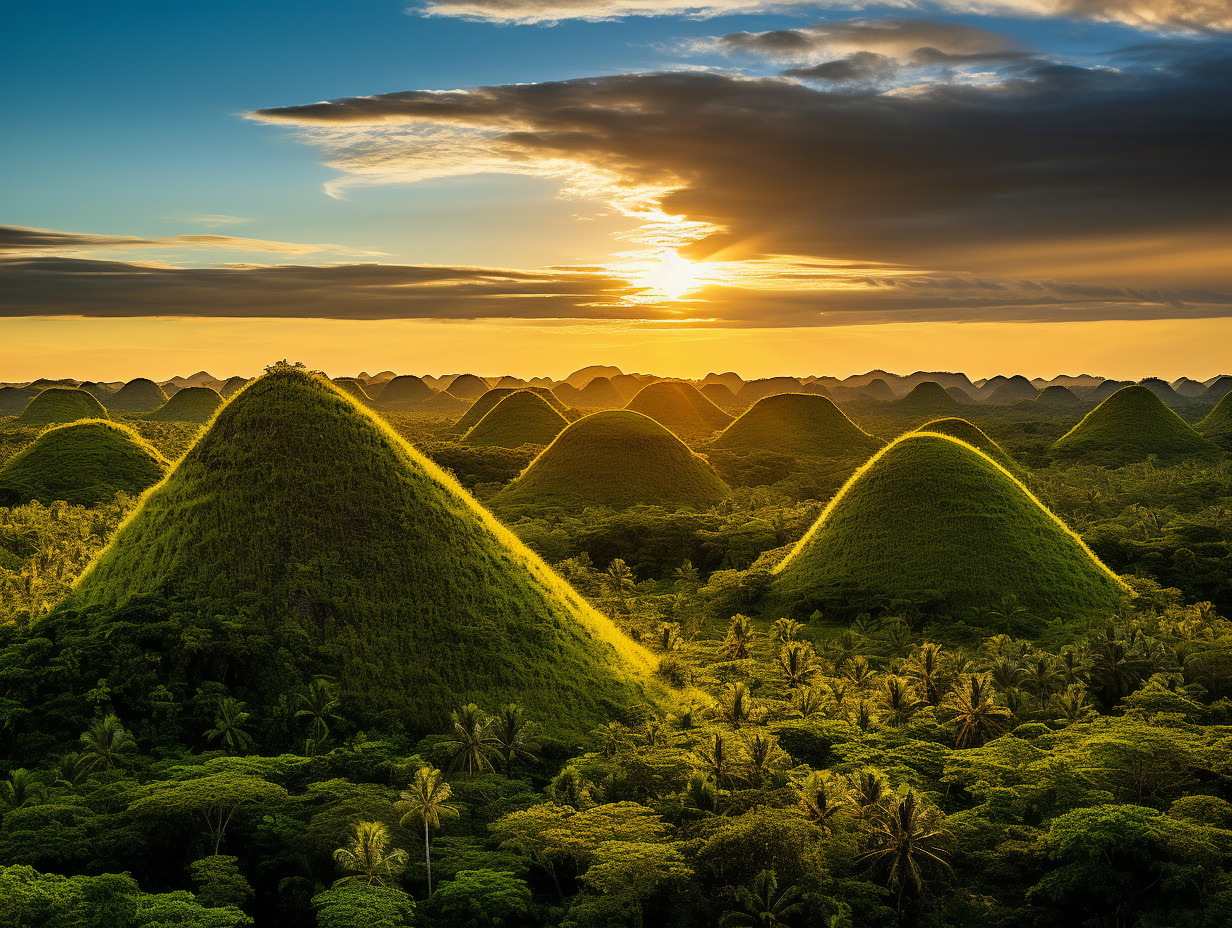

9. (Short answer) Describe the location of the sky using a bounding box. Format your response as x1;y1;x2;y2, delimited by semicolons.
2;0;1229;381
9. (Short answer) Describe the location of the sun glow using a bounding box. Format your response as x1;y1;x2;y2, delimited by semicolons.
621;248;721;302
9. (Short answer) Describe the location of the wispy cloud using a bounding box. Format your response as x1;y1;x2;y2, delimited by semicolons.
184;214;251;226
0;225;385;257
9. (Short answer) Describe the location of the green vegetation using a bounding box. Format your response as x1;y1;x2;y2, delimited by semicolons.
700;383;739;408
912;417;1016;470
986;376;1038;404
1034;384;1081;406
0;387;37;415
711;393;883;460
145;386;224;422
462;391;569;449
0;420;167;508
737;378;804;405
495;410;730;513
1197;391;1232;450
451;387;566;435
1053;385;1218;463
446;374;489;399
331;378;374;404
862;378;896;402
219;376;248;398
576;376;625;408
78;381;113;401
31;368;659;744
15;388;109;426
374;375;433;408
625;381;733;437
105;378;169;414
772;433;1127;620
891;381;961;415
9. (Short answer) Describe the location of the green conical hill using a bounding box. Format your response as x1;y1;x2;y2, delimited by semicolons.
1206;376;1232;401
1139;378;1184;406
576;376;624;408
446;374;489;399
0;420;167;508
862;379;896;402
1197;392;1232;450
16;388;110;426
145;386;223;422
737;377;805;405
78;382;114;401
451;388;566;435
1086;380;1127;404
1053;385;1217;463
220;376;249;398
376;375;434;408
913;418;1015;470
332;378;375;404
625;381;733;437
105;378;168;414
700;383;739;407
610;374;645;401
946;387;973;403
892;381;961;415
495;410;730;513
712;393;883;459
65;370;659;739
1035;385;1081;406
771;433;1126;618
463;391;569;449
986;376;1038;404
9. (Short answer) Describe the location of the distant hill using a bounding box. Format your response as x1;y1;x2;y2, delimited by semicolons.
463;391;570;449
332;378;376;405
375;374;435;408
1053;385;1217;463
1197;392;1232;451
446;374;490;399
0;387;37;416
702;372;744;392
53;368;659;742
564;365;623;389
16;388;110;426
0;419;166;508
737;378;805;406
699;383;739;408
711;393;883;459
1034;385;1082;406
985;376;1038;404
145;386;223;422
452;388;567;435
625;381;733;437
771;433;1126;619
862;379;897;402
1139;378;1185;407
913;417;1016;470
575;376;625;409
1085;380;1128;403
105;378;168;414
495;410;730;513
891;381;961;415
219;376;249;398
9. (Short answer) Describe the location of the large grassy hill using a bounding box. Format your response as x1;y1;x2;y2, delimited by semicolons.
105;378;168;414
1197;392;1232;450
494;410;730;513
451;387;566;435
16;388;110;426
912;417;1016;470
625;381;733;437
1052;385;1217;463
463;391;569;448
144;386;223;422
771;432;1127;620
0;419;167;507
375;374;434;408
446;374;489;399
58;369;659;741
711;393;884;459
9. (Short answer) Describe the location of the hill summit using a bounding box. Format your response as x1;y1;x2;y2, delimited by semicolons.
1197;392;1232;451
495;410;730;513
105;378;168;414
63;369;659;739
1052;385;1216;463
16;388;109;426
892;381;962;415
711;393;883;459
0;419;167;508
145;386;223;422
625;381;733;437
912;418;1016;470
463;391;569;448
771;433;1126;619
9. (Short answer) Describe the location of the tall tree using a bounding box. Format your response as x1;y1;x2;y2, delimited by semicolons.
332;820;408;888
492;703;540;779
942;674;1014;748
205;697;256;756
296;679;342;756
720;868;806;928
79;714;136;775
398;766;458;894
860;789;952;926
442;703;497;777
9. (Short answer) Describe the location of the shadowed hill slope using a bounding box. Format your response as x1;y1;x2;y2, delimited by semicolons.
771;433;1126;619
60;369;660;740
220;376;249;398
446;374;489;399
913;418;1016;470
451;387;566;435
376;374;434;408
892;381;962;415
78;382;114;401
463;391;570;449
0;387;38;416
105;378;168;414
946;387;973;403
0;420;167;507
331;378;375;404
576;376;625;409
625;381;733;437
145;387;223;422
1197;392;1232;450
1035;385;1082;406
700;383;739;408
495;410;730;513
862;379;897;402
1139;378;1185;407
1053;385;1217;463
1207;376;1232;401
16;388;110;426
712;393;883;459
738;377;805;406
986;376;1039;404
1086;380;1128;404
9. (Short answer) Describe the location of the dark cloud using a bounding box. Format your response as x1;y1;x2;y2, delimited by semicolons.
718;19;1026;62
781;52;900;83
0;225;380;256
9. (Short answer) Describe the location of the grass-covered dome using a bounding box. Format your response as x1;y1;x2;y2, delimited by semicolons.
1035;385;1081;406
463;391;569;449
331;378;375;404
711;393;884;459
1197;391;1232;451
16;388;110;426
1052;385;1217;463
737;377;805;406
445;373;489;399
451;387;566;435
375;374;434;408
771;432;1126;619
985;376;1038;404
145;386;223;422
576;376;625;409
892;381;962;415
495;410;730;513
625;381;733;437
912;418;1016;470
700;383;739;408
0;419;167;507
65;369;659;740
105;378;168;414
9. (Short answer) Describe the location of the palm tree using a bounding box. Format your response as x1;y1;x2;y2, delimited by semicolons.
492;703;540;778
988;594;1031;634
847;699;878;732
843;656;876;689
606;558;635;612
860;789;951;925
205;697;256;755
333;820;408;888
695;732;731;787
742;732;787;790
0;769;44;812
443;704;498;776
792;686;824;719
797;770;847;834
53;753;89;791
942;674;1013;748
779;643;819;689
903;643;948;706
295;679;341;756
720;869;805;928
79;714;136;775
549;767;595;809
1050;684;1095;726
880;676;922;727
1023;654;1063;709
398;766;458;894
847;769;891;820
719;682;757;728
654;623;683;653
674;560;699;588
722;615;757;660
772;618;803;645
592;720;634;758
